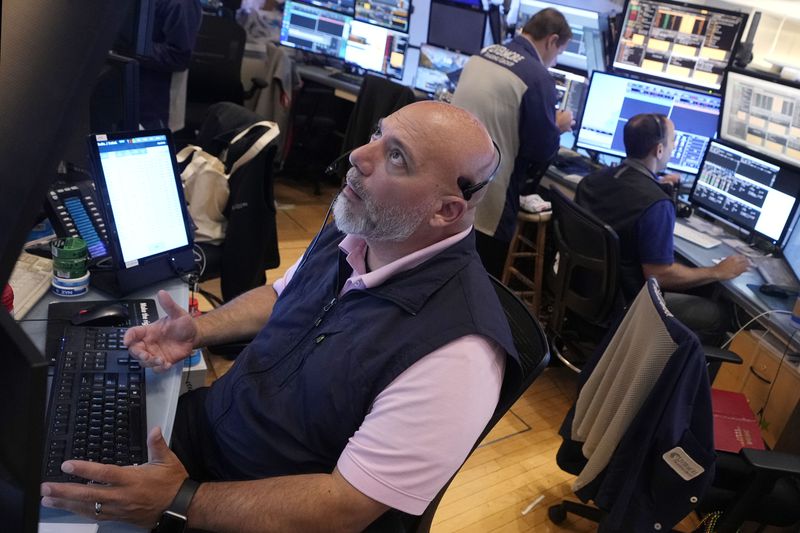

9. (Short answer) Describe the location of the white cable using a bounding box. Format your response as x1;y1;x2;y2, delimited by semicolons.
720;309;793;350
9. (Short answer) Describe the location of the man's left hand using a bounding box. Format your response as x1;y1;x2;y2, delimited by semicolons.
41;426;188;528
659;173;681;186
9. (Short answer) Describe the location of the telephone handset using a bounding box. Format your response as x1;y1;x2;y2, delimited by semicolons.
43;180;111;262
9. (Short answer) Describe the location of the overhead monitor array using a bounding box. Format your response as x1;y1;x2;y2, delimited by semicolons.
515;0;606;73
689;140;800;244
280;0;408;79
576;71;721;174
614;0;746;90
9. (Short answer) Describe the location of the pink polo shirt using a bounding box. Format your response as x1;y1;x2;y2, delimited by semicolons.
272;228;505;514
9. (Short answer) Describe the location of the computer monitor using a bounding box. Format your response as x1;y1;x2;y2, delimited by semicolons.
428;0;486;56
613;0;747;91
413;44;471;95
90;53;141;133
720;69;800;171
516;0;607;73
112;0;156;58
87;130;195;293
549;66;589;149
689;140;800;244
298;0;356;16
279;0;353;60
355;0;410;33
576;71;721;174
344;19;409;79
0;2;130;530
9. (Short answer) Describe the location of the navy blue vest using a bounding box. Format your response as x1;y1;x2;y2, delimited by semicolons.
576;163;672;301
204;225;520;480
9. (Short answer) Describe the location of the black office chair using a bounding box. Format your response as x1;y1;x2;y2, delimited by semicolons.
363;275;551;532
548;279;800;532
191;102;281;305
544;187;623;372
184;13;248;135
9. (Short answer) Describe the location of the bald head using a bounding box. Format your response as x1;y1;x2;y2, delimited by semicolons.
388;101;497;199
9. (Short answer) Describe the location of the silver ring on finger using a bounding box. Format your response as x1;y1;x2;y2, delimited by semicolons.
94;501;102;516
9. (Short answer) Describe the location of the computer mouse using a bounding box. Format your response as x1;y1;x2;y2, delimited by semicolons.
71;302;130;327
758;284;798;299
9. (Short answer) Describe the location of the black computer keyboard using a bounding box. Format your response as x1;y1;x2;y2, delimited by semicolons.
329;71;364;86
42;325;147;482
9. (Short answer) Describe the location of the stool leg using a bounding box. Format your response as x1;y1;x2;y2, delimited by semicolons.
501;222;523;285
533;220;547;316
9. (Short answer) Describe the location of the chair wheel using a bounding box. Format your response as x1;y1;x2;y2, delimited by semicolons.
548;503;567;524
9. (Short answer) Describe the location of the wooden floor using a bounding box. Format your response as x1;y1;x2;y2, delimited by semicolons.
198;177;700;533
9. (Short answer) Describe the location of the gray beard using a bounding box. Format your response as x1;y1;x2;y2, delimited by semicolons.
332;186;430;242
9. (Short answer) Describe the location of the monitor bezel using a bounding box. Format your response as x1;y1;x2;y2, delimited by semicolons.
575;70;722;175
719;66;800;173
427;0;487;56
688;137;800;246
612;0;748;92
86;129;195;271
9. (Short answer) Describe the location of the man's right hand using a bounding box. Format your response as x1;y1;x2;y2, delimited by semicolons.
123;290;198;372
715;254;750;280
556;109;575;133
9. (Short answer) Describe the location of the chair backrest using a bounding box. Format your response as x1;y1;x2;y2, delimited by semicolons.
195;102;280;302
187;13;246;105
546;187;621;365
401;275;551;532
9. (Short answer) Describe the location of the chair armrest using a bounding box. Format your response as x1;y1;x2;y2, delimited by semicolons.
703;345;743;366
741;448;800;477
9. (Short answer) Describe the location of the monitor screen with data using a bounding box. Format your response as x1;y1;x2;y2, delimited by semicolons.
280;0;352;59
550;67;588;148
721;70;800;170
576;71;721;174
355;0;409;32
428;0;486;55
516;0;606;73
344;20;408;79
299;0;356;15
414;44;471;94
614;0;746;90
690;140;800;243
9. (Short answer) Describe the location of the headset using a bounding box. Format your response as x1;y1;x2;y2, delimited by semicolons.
457;140;502;201
651;113;665;145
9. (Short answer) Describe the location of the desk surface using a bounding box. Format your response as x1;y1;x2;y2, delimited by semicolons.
24;278;188;532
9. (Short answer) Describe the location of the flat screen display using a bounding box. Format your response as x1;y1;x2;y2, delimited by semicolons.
721;70;800;171
516;0;605;72
428;0;486;56
550;67;588;148
576;71;721;174
280;0;352;60
354;0;409;32
413;44;471;94
613;0;746;90
690;140;800;243
344;20;408;79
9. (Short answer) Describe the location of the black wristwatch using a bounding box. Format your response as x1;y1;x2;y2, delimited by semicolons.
152;478;201;533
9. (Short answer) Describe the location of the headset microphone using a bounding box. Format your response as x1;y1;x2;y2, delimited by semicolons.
325;150;354;177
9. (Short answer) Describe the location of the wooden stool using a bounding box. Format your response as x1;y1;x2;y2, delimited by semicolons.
501;210;552;317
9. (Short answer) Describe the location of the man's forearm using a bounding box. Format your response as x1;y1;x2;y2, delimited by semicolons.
187;470;387;533
194;285;278;347
643;262;719;291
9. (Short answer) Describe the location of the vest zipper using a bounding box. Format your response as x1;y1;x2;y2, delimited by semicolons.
314;297;337;327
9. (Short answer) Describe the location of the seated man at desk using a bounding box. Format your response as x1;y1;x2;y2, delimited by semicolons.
575;113;749;343
40;101;520;531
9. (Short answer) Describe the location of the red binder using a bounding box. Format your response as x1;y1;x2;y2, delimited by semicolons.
711;389;766;453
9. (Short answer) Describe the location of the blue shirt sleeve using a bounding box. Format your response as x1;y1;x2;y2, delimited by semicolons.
637;199;675;265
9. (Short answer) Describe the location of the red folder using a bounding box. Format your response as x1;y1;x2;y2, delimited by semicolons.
711;389;766;453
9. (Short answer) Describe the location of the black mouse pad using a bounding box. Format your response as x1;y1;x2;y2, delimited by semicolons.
746;283;794;312
44;299;158;367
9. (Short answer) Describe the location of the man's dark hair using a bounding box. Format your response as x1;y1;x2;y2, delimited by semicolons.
522;8;573;46
624;113;668;159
